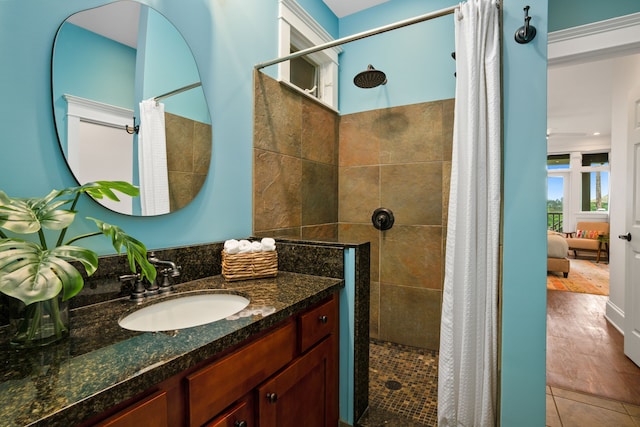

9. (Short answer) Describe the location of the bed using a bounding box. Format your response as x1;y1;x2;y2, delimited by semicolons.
547;230;570;277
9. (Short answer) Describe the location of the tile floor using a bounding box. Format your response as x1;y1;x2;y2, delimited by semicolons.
547;385;640;426
358;339;640;427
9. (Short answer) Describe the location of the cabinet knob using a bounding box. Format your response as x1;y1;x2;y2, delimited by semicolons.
266;392;278;403
234;421;247;427
318;315;328;324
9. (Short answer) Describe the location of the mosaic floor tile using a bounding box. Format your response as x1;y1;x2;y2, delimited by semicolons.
358;339;439;426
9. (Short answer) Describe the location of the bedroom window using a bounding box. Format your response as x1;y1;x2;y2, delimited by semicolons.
580;152;609;212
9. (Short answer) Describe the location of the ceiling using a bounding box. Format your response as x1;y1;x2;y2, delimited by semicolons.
322;0;388;18
66;2;140;48
547;58;614;142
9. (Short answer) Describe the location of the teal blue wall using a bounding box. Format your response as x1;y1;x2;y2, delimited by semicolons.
549;0;640;32
338;0;457;114
500;1;548;425
141;6;209;123
0;0;550;425
296;0;339;37
0;0;277;254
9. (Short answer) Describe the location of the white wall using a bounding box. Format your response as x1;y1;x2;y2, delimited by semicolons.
607;53;640;330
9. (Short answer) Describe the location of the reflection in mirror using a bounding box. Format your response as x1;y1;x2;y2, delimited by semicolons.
52;1;212;216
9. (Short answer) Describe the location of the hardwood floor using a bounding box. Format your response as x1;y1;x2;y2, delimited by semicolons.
546;290;640;406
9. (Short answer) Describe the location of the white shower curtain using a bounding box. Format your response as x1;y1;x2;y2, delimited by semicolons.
438;0;500;426
138;99;170;216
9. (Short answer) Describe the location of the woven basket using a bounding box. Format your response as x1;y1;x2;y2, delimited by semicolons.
222;250;278;281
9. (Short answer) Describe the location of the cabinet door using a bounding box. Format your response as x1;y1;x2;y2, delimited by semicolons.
257;337;337;427
204;395;254;427
95;391;168;427
187;320;296;427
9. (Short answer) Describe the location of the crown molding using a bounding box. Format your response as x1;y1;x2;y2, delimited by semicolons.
549;12;640;65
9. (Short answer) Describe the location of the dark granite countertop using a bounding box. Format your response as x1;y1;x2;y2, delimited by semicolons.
0;272;344;427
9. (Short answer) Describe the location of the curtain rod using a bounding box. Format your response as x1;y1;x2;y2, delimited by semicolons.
154;82;202;102
254;4;458;70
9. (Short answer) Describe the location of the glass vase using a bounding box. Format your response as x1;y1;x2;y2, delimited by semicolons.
9;294;69;348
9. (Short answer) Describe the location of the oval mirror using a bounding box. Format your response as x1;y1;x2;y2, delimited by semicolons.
51;1;211;216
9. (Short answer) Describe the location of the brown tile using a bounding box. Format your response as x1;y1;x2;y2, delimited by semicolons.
379;225;443;290
254;72;302;157
168;171;196;211
252;227;301;239
442;98;455;162
301;98;338;165
380;163;442;226
253;149;301;231
339;110;380;167
554;396;636;427
338;223;380;282
551;387;627;413
301;224;338;241
379;284;441;349
165;113;194;173
442;161;451;225
363;340;438;426
339;166;380;223
377;102;443;164
625;403;640;418
193;121;212;174
301;160;338;226
547;393;562;427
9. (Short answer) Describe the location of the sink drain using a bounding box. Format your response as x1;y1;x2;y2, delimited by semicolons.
385;380;402;390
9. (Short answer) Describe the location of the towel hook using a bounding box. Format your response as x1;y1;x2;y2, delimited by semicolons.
514;5;536;44
125;117;139;134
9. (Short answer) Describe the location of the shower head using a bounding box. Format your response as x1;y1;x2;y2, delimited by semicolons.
354;65;387;88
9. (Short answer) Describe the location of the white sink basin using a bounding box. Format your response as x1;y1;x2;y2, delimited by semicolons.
118;293;250;332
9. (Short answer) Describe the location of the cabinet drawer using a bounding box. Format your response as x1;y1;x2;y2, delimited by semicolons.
95;390;168;427
298;295;338;353
204;394;254;427
186;320;296;427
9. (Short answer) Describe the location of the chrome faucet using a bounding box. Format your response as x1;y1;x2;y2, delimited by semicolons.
148;252;181;293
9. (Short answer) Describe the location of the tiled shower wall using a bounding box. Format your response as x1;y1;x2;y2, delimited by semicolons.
253;71;339;239
253;72;453;351
165;112;212;211
338;101;453;350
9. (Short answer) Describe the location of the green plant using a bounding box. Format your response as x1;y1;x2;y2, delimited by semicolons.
0;181;157;344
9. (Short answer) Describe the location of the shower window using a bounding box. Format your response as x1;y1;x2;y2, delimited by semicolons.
290;45;319;97
278;0;340;109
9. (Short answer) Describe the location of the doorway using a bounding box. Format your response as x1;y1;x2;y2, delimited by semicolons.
546;13;640;404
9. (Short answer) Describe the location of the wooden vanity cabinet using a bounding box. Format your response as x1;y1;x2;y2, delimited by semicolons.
190;293;339;427
257;335;336;427
204;395;254;427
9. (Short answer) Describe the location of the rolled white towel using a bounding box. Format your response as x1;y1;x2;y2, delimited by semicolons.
237;239;252;253
261;237;276;251
250;241;263;252
224;239;240;254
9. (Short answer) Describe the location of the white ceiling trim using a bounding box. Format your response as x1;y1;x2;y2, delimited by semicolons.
549;12;640;66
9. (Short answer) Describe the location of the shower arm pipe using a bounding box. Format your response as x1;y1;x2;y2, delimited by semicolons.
254;4;459;70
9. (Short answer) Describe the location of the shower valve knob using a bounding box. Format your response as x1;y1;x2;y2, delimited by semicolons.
372;208;395;231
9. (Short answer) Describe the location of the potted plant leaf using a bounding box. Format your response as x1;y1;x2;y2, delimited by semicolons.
0;181;157;348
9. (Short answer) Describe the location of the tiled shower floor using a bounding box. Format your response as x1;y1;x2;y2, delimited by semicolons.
357;339;439;427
